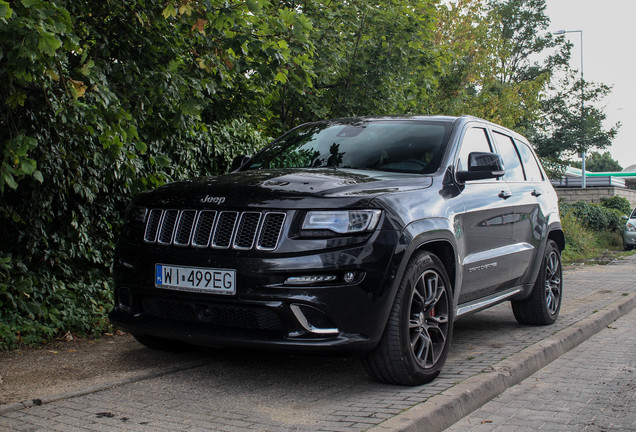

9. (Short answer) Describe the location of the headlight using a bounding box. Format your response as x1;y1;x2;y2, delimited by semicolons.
302;210;381;234
626;222;636;232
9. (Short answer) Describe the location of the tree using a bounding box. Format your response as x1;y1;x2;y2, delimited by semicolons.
427;0;570;132
529;74;620;166
264;0;441;133
569;151;623;172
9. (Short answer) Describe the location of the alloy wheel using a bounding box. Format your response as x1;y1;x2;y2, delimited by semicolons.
544;249;562;315
408;269;450;369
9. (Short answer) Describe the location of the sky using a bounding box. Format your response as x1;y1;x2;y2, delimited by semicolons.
545;0;636;170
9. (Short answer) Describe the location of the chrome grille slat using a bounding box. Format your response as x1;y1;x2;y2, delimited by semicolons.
257;212;286;251
191;211;217;247
144;209;163;243
212;211;239;249
144;209;285;251
234;212;262;250
157;210;179;244
174;210;197;246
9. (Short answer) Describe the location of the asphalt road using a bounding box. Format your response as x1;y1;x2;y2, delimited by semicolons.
1;255;635;432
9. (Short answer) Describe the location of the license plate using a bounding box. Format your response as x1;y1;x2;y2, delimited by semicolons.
155;264;236;295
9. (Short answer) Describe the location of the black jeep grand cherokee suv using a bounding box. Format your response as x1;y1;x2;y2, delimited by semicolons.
110;115;564;385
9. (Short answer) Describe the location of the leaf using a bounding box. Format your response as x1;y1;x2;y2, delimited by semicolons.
274;71;288;84
20;158;36;175
32;170;43;183
38;32;62;56
191;18;207;34
134;141;147;154
0;1;13;20
154;155;171;168
69;79;87;98
3;172;18;190
245;0;263;14
178;3;193;15
162;4;176;18
21;0;41;8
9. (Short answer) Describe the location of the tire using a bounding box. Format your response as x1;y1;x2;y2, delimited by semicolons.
512;239;562;325
133;333;191;352
363;252;453;386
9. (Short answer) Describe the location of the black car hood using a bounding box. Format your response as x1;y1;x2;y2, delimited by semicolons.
134;168;433;209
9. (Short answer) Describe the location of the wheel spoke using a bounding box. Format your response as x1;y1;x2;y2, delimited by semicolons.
409;314;423;329
427;329;446;355
428;313;448;325
412;332;431;364
424;273;438;306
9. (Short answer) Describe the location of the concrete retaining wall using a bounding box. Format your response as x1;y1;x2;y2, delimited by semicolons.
555;187;636;208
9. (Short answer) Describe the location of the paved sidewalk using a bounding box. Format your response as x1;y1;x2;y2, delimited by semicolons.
1;255;635;432
446;308;636;431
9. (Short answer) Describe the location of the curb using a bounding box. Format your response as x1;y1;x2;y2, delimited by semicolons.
0;359;209;415
367;291;636;432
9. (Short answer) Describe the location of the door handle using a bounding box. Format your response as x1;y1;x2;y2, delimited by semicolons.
498;191;512;200
531;189;542;197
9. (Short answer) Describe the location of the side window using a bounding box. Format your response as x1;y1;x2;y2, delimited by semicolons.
515;141;544;182
457;127;492;171
492;131;524;182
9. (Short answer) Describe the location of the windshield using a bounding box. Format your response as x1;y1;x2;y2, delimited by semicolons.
242;120;453;174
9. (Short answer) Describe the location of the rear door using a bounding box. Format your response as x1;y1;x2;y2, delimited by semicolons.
490;130;540;286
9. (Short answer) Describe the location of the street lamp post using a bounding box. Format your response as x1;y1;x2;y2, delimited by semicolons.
554;29;585;188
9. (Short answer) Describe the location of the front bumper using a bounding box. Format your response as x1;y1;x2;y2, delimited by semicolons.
623;229;636;247
109;230;401;352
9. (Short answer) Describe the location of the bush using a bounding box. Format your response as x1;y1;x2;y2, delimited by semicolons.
558;200;624;263
600;195;632;215
560;201;624;232
0;0;280;349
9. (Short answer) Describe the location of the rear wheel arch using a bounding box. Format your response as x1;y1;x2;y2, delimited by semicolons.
548;228;565;252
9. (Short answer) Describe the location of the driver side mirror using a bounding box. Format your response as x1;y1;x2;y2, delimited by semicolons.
456;152;505;182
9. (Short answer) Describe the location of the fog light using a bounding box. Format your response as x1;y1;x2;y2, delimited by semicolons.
285;275;337;285
343;272;356;283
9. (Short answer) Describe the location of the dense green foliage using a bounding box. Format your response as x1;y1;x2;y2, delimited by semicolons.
599;195;632;215
559;200;625;263
531;77;620;169
560;201;625;233
0;0;622;349
569;151;623;173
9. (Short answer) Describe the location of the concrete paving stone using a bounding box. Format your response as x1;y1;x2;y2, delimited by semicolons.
0;417;26;432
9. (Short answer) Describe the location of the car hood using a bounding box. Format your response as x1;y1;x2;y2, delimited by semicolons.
134;168;433;209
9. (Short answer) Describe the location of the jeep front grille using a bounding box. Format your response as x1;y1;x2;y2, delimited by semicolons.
143;209;286;251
